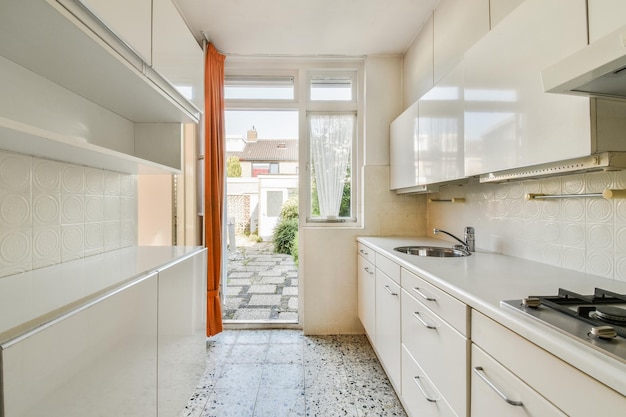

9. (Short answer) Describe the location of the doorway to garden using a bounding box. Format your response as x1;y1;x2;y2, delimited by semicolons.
222;105;300;324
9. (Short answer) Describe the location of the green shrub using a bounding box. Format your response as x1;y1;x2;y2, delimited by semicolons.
291;230;299;265
273;218;298;255
279;196;299;220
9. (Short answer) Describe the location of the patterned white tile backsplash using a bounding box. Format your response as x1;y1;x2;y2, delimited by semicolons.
0;149;137;278
427;170;626;282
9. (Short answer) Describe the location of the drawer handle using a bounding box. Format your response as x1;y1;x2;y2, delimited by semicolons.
384;285;398;296
412;287;436;302
413;376;440;403
359;249;369;255
412;311;437;329
364;266;374;275
473;366;524;407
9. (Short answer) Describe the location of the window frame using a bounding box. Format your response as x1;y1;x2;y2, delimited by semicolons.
224;59;364;228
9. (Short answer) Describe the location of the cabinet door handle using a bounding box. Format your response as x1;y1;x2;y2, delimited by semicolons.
473;366;524;406
412;287;436;302
412;311;437;329
359;249;369;255
384;285;398;296
413;376;440;402
364;266;374;275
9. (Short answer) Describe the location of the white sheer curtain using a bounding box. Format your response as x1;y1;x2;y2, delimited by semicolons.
309;113;354;218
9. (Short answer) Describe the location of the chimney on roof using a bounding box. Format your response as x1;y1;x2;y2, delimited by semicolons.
246;126;258;142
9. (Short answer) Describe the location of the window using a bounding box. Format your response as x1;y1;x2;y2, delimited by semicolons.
252;162;279;177
305;70;359;223
225;75;295;100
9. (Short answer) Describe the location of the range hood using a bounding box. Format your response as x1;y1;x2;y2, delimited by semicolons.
542;25;626;99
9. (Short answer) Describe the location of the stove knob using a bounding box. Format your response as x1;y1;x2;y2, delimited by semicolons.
590;325;617;339
522;297;541;308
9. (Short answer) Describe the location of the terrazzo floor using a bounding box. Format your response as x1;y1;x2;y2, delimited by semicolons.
181;329;407;417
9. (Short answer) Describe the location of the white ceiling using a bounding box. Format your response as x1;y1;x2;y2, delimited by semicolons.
174;0;439;56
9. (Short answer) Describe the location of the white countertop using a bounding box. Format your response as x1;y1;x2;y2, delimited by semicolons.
0;246;205;346
358;236;626;396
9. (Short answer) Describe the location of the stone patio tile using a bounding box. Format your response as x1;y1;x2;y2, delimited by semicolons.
260;276;288;284
288;298;299;310
290;279;299;287
248;261;278;267
248;284;277;294
277;312;299;321
227;278;252;287
225;286;243;296
259;270;283;277
249;294;282;306
233;309;272;320
282;287;298;296
229;272;254;278
224;297;242;309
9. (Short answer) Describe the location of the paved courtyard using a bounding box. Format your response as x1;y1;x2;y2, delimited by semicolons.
224;240;299;322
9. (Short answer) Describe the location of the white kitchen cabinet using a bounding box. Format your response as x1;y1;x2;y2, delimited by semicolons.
77;0;152;64
417;61;465;185
433;0;489;84
402;344;457;417
587;0;626;43
152;0;204;111
489;0;524;29
357;244;376;340
157;254;207;417
390;101;419;190
375;269;402;390
401;289;468;417
472;311;626;417
471;344;567;417
403;15;434;108
464;0;590;176
1;273;159;417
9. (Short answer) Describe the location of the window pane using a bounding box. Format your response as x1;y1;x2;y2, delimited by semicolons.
310;78;353;101
225;76;294;100
309;114;354;219
225;110;298;139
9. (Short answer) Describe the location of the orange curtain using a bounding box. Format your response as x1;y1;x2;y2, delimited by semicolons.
204;43;225;337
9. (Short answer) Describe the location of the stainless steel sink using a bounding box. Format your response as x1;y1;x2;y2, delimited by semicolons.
394;246;471;257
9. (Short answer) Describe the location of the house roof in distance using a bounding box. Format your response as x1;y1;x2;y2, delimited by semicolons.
228;139;298;162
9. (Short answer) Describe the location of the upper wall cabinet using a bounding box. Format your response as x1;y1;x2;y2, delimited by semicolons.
403;15;434;109
489;0;524;29
433;0;489;84
587;0;626;42
152;0;205;111
418;61;465;185
464;0;590;176
77;0;153;65
390;101;419;190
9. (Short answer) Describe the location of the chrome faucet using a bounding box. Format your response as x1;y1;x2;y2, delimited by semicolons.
433;227;475;252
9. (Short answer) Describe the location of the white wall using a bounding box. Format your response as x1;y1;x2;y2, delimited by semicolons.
138;175;173;245
428;172;626;282
0;149;137;278
301;56;427;335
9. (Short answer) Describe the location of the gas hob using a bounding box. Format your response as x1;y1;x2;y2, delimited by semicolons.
502;288;626;363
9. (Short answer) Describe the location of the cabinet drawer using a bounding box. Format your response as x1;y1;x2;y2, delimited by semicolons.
357;242;376;265
471;344;566;417
376;253;400;284
401;344;457;417
402;289;468;417
472;311;626;417
401;268;467;335
357;255;376;339
375;271;401;390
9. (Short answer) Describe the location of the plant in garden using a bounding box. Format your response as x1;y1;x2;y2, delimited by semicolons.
273;218;298;255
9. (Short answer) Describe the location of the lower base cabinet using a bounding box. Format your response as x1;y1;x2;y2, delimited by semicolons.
471;344;567;417
375;270;402;389
401;345;457;417
0;250;207;417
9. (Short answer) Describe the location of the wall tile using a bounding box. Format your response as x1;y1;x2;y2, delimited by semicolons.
427;172;626;280
0;149;138;278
